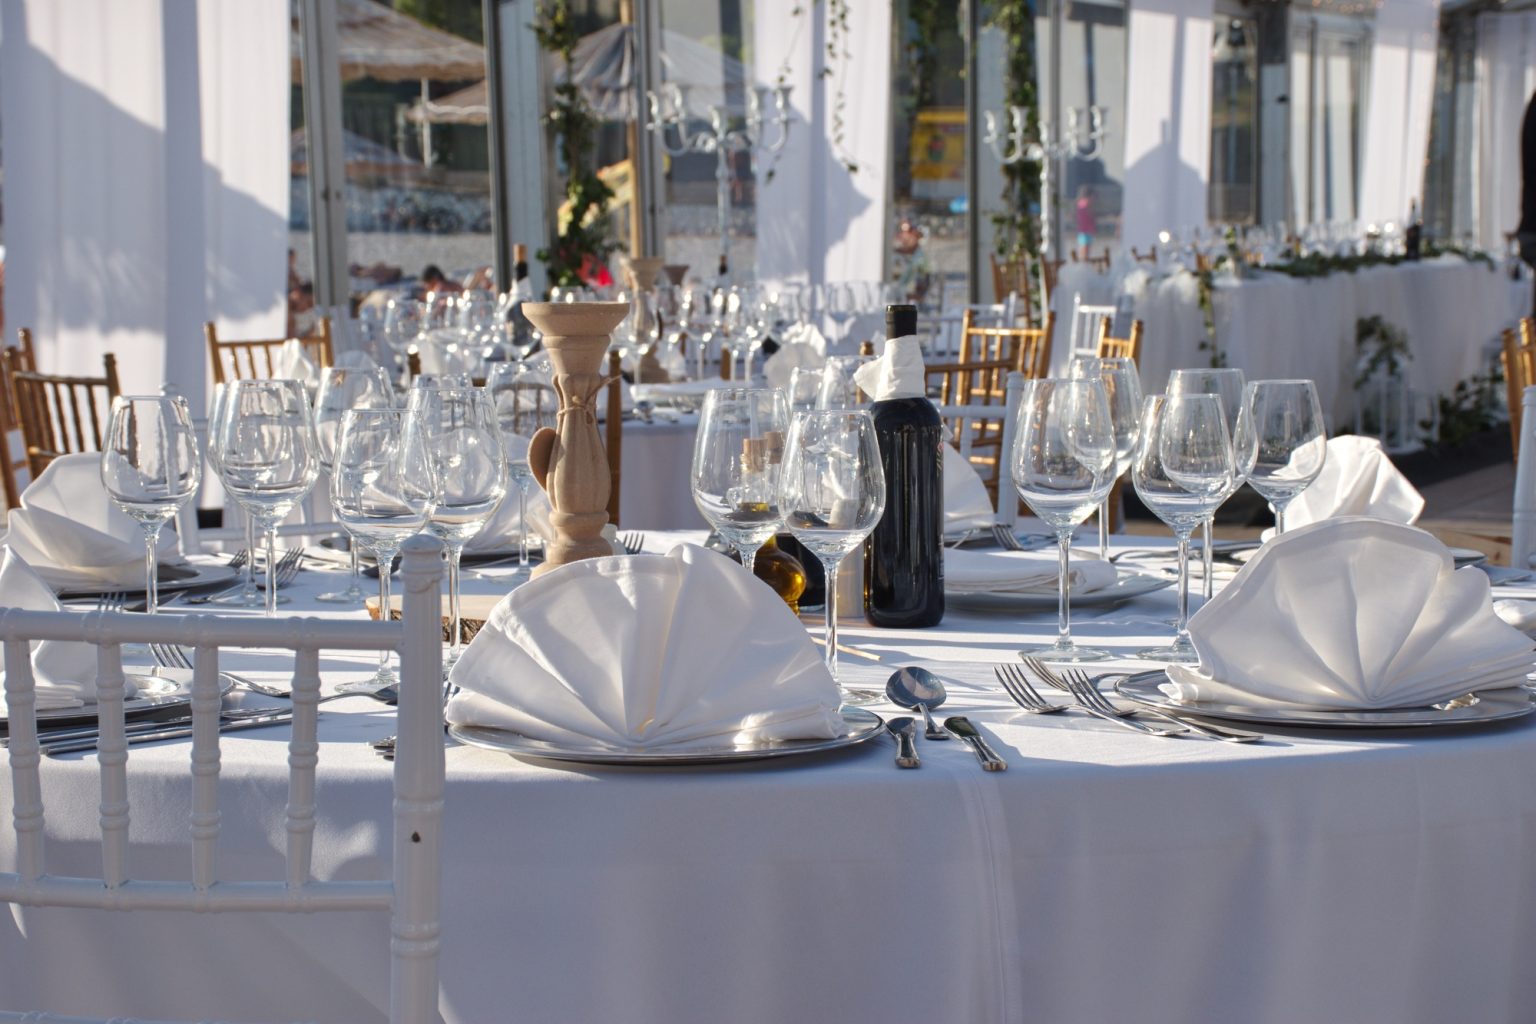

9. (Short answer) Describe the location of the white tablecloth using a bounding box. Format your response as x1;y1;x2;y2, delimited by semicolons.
618;414;703;530
3;532;1536;1023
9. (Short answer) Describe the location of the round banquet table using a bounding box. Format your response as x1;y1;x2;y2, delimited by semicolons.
616;412;704;530
3;530;1536;1024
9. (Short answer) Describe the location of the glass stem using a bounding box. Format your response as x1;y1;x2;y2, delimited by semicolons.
376;543;396;676
1055;528;1075;648
1274;500;1287;536
447;542;465;663
517;483;530;568
264;522;279;618
1201;516;1215;600
142;522;162;615
241;514;258;601
1098;497;1110;560
1175;528;1193;644
739;542;760;579
347;546;362;599
822;554;842;683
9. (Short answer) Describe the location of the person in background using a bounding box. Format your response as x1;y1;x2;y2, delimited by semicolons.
420;264;463;295
891;217;932;305
1075;185;1096;260
1519;91;1536;315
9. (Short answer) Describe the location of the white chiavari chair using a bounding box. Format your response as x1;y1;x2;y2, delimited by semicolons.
918;295;1018;358
1068;296;1118;363
0;535;446;1024
936;371;1025;529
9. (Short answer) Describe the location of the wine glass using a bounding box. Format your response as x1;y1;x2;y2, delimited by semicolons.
1071;357;1143;559
330;408;433;692
383;296;422;384
100;395;201;615
206;382;262;608
1233;379;1327;535
692;388;791;576
1130;394;1234;662
816;356;862;409
314;366;394;605
404;386;506;666
487;362;559;573
779;408;886;703
1168;367;1246;596
1011;378;1117;662
215;379;321;617
787;366;824;412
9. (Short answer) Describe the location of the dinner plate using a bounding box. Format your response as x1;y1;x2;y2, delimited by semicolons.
448;707;886;765
1114;671;1535;729
946;572;1173;610
1226;545;1488;569
1;668;236;729
54;562;241;600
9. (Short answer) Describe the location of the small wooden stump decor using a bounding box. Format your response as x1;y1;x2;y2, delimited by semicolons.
522;301;630;576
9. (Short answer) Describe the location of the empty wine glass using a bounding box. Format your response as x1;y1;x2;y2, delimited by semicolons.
1233;379;1327;535
206;382;263;608
100;395;201;615
692;388;791;576
1071;356;1143;559
216;379;321;617
383;296;422;384
405;386;506;666
817;356;863;409
330;408;433;692
1011;378;1117;662
1131;394;1234;662
787;366;824;412
779;408;886;703
1168;367;1246;596
314;366;394;605
487;362;559;573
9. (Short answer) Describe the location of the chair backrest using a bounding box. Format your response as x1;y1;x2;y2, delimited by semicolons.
1503;321;1536;463
5;350;122;480
988;253;1037;324
918;297;1017;358
0;328;37;509
1130;246;1158;264
205;318;334;386
1069;298;1118;361
1512;384;1536;567
0;535;445;1024
936;371;1026;527
605;349;624;526
1096;318;1144;364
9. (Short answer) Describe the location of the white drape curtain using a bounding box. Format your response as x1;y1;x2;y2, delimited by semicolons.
1358;0;1440;227
0;0;288;413
1120;0;1213;251
1474;11;1536;252
751;0;890;292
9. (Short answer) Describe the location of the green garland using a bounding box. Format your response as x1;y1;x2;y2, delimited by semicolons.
1354;315;1411;390
989;0;1040;260
534;0;622;288
1267;243;1495;280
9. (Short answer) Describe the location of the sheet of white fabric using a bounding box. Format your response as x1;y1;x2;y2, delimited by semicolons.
4;530;1536;1023
1121;0;1214;250
0;0;288;410
1357;0;1441;228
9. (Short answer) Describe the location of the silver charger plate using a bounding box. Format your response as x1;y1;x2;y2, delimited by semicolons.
2;668;236;728
55;562;240;601
1114;671;1535;729
1226;545;1488;569
946;572;1173;611
449;707;885;765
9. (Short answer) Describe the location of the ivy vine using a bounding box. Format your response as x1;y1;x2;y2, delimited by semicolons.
989;0;1040;260
1354;315;1412;390
777;2;858;176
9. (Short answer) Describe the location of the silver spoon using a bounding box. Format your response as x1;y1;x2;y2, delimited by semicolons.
885;666;951;741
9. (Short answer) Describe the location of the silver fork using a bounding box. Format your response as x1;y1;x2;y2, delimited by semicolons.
148;643;293;699
270;548;305;587
994;663;1069;713
1065;668;1262;743
95;591;127;614
618;531;645;555
1022;657;1184;736
991;524;1026;551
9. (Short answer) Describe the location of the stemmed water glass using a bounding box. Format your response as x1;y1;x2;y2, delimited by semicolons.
314;366;394;604
1071;357;1143;559
1130;394;1235;662
384;296;422;385
330;408;433;693
487;362;559;573
404;386;506;666
692;388;791;576
1168;367;1245;596
206;382;263;608
779;408;886;704
215;379;321;617
1233;379;1327;535
100;395;201;615
1011;378;1118;662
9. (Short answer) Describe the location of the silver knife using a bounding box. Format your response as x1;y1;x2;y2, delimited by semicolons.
42;712;294;757
943;716;1007;771
885;716;921;768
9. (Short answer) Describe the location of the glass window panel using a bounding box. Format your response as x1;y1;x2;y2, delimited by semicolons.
1209;17;1258;224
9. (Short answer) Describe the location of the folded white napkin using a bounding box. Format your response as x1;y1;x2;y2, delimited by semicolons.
1495;599;1536;634
277;338;320;385
853;335;924;401
1278;435;1423;532
1165;519;1534;710
763;323;828;390
946;547;1117;595
0;549;131;710
6;454;180;590
465;435;554;554
445;544;845;749
944;443;996;533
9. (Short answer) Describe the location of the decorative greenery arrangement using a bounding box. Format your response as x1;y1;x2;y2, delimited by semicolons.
534;0;622;289
989;0;1040;260
775;2;858;175
1425;369;1504;448
1268;242;1495;280
1353;316;1412;390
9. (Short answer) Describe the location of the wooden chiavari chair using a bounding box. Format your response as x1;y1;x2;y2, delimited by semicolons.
0;328;38;507
605;349;625;526
205;317;334;385
1502;319;1536;462
1096;319;1144;365
988;252;1038;325
1131;246;1158;264
4;349;121;479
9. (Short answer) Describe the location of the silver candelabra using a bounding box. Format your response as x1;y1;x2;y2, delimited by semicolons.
646;83;792;280
983;105;1108;266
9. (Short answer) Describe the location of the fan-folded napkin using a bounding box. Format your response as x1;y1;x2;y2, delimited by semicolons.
0;549;129;710
943;444;996;533
445;544;845;748
1278;435;1423;531
1164;518;1533;710
763;322;828;390
946;548;1117;595
6;454;180;589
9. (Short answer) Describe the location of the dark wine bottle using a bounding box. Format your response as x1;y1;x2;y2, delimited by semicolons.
1405;200;1422;261
864;304;945;628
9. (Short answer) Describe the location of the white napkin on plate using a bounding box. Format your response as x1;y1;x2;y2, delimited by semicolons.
277;338;320;385
764;323;828;390
593;378;635;422
946;548;1117;595
445;544;845;749
1277;435;1423;532
465;435;554;554
944;443;996;533
6;454;180;590
1165;518;1534;710
0;549;130;710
